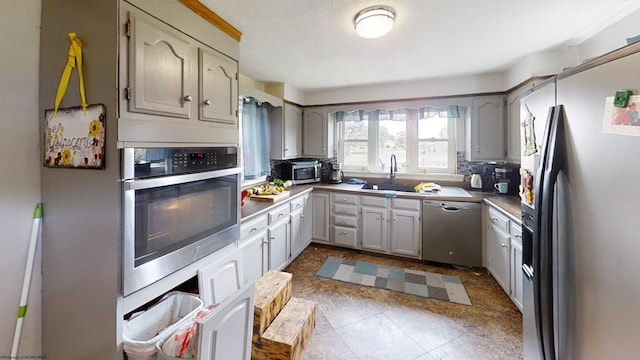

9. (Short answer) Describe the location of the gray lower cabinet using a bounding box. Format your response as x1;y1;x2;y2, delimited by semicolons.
267;204;290;271
290;196;305;258
239;216;269;285
486;204;523;312
360;197;389;253
196;282;255;360
193;246;254;360
510;222;524;312
331;193;359;248
388;198;421;259
311;192;331;244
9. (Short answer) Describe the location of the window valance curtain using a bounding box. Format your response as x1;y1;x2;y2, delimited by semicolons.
241;97;270;179
334;105;459;122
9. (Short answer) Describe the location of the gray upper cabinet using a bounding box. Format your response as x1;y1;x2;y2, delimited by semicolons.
270;103;302;159
128;11;195;118
506;91;522;163
467;95;505;161
199;47;238;124
303;107;335;158
119;3;240;145
283;103;303;158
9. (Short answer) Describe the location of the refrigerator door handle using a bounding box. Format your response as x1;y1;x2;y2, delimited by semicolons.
533;105;555;360
538;104;566;360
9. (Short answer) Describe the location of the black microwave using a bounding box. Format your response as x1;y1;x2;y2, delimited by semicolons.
282;162;321;184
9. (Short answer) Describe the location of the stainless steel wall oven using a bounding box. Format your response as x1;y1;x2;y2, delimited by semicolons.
122;146;241;295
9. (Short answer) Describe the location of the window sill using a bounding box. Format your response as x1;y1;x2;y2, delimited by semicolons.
343;170;465;183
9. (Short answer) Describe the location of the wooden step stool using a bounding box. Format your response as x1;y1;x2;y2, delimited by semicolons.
253;270;293;336
252;271;316;360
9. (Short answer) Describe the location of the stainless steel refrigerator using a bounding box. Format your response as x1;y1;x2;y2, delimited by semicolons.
520;44;640;360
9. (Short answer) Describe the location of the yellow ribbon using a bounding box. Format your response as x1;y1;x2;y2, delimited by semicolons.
54;32;87;116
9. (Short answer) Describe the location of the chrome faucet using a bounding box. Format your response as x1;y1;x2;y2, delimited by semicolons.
389;154;397;183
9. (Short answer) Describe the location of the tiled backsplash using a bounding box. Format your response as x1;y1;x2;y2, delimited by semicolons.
270;152;521;193
456;151;521;194
270;157;334;182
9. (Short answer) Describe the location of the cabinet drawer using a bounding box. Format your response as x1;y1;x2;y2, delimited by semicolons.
290;196;305;212
268;204;290;224
510;221;523;246
331;193;358;205
241;215;268;240
488;206;510;233
333;203;358;216
332;226;358;248
360;195;387;208
391;198;420;211
332;214;357;228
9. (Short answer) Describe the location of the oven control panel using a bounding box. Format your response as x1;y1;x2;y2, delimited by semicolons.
125;147;239;179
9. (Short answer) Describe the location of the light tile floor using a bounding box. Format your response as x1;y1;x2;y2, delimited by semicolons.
284;245;523;360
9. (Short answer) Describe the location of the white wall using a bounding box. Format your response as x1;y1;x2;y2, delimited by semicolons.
301;72;505;106
578;8;640;62
0;1;42;358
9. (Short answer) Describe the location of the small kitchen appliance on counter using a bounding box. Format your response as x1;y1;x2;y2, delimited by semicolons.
329;162;344;184
470;174;482;189
491;167;520;196
282;161;321;184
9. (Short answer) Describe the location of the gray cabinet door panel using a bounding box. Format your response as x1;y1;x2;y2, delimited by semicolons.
129;12;193;118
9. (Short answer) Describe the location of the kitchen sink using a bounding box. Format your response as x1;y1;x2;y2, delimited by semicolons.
360;183;473;198
360;183;416;192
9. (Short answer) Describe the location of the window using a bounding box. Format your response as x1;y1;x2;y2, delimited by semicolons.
335;106;460;174
239;97;271;182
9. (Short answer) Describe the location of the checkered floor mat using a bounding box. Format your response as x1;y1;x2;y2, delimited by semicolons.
315;256;472;306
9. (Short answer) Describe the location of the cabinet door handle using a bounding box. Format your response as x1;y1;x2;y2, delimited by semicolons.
514;234;522;239
392;217;397;221
490;217;498;223
250;227;258;233
183;95;193;102
501;243;507;248
300;214;305;218
203;99;212;106
341;231;346;235
278;213;284;218
270;236;275;240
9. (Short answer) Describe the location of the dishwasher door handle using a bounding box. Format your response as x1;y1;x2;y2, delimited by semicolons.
441;205;461;212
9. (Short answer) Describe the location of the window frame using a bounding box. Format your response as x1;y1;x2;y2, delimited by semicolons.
335;108;459;175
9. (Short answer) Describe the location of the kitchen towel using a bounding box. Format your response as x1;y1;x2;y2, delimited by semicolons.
316;256;471;306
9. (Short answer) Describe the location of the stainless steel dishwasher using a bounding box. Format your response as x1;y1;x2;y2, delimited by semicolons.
422;200;482;267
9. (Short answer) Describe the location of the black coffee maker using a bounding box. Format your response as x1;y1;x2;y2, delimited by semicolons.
492;167;520;196
329;162;344;183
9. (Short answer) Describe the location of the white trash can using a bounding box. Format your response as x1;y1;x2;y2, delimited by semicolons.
123;292;203;360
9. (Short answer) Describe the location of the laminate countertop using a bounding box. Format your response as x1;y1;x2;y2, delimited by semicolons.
241;182;523;224
483;194;523;223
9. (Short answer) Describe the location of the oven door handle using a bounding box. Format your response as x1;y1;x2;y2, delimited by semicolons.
123;167;242;191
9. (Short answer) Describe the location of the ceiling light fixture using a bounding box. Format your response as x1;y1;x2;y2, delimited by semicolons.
353;5;396;39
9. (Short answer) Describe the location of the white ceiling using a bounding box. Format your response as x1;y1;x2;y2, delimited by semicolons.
203;0;640;92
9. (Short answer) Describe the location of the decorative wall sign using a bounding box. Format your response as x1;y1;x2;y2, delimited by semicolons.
44;104;106;169
602;95;640;137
